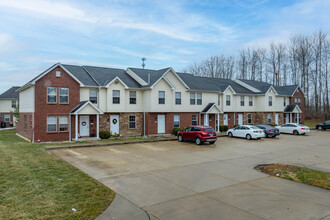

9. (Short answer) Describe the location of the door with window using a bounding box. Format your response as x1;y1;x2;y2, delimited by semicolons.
110;115;120;135
157;115;165;133
223;114;228;126
238;114;243;125
80;116;90;137
275;113;279;125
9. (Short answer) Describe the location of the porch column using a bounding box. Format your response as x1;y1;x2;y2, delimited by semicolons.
290;113;292;123
75;114;78;140
96;114;100;139
217;113;220;132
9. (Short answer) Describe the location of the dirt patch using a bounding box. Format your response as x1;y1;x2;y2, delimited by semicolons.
255;163;330;190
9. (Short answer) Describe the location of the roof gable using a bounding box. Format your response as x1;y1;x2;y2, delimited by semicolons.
70;101;103;114
0;86;20;99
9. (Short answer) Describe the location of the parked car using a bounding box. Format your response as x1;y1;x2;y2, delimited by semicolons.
256;125;280;138
316;120;330;130
177;126;217;145
276;123;310;135
227;125;264;140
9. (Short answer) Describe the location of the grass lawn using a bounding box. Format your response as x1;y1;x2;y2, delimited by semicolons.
304;119;324;128
256;164;330;190
0;129;115;220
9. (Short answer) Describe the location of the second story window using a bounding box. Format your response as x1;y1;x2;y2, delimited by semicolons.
283;97;286;106
297;98;301;107
226;95;231;106
249;96;253;106
190;93;195;105
294;98;298;105
218;94;220;106
268;96;272;106
113;90;120;104
47;87;57;103
240;96;245;106
90;89;98;104
11;100;17;108
197;93;202;105
129;91;136;104
175;92;181;105
158;91;165;104
59;88;69;103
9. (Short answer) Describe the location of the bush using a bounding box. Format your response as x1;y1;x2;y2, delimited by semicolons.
268;124;277;127
173;127;182;136
219;125;229;132
234;124;239;128
99;130;111;139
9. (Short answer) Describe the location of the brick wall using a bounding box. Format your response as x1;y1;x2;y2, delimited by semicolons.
16;113;33;141
290;87;305;123
0;112;13;127
34;66;80;142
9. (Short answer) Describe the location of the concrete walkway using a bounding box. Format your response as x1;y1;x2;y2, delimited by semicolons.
50;130;330;220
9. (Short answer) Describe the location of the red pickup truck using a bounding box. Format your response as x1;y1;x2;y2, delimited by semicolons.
177;126;217;145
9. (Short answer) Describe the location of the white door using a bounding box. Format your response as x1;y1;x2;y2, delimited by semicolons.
80;116;90;137
204;114;209;126
110;115;119;135
285;114;289;123
275;113;279;125
223;114;228;126
157;115;165;133
238;114;243;125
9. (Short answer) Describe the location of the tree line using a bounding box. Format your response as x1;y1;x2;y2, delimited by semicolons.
183;30;330;120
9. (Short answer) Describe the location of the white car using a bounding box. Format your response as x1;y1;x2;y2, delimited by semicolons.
227;125;265;140
276;123;310;135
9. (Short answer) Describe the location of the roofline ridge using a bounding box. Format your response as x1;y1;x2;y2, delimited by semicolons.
81;66;100;87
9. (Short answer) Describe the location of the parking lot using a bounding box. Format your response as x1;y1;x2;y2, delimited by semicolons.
51;131;330;220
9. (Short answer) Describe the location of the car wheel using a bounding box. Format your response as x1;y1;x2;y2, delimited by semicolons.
293;130;299;135
228;132;233;137
178;135;183;142
195;137;202;145
209;141;215;144
317;126;322;130
246;134;252;140
267;134;272;138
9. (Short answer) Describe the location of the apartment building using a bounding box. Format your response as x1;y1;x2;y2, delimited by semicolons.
16;63;304;142
0;86;20;127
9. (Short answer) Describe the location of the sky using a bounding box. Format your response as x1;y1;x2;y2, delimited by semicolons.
0;0;329;94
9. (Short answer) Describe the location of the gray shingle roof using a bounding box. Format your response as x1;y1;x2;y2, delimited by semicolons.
274;85;298;96
70;101;88;113
238;79;272;94
128;67;170;87
284;104;297;112
62;64;99;86
201;103;215;113
0;86;20;99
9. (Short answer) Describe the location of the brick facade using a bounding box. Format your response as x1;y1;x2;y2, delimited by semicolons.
290;87;305;123
0;112;13;127
16;113;33;141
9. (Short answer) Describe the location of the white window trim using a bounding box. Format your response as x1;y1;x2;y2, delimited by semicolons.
47;87;57;103
59;116;68;132
47;116;57;132
174;115;180;128
4;114;10;122
129;115;136;129
59;88;69;104
129;91;137;104
113;90;120;104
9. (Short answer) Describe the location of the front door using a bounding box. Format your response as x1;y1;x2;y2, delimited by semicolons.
238;114;243;125
80;116;90;137
110;115;119;135
223;114;228;126
285;114;289;123
157;115;165;133
203;114;209;126
275;113;279;125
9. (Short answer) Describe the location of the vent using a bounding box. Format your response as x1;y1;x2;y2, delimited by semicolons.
56;71;61;77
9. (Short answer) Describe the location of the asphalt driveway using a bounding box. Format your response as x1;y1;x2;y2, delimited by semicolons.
51;131;330;220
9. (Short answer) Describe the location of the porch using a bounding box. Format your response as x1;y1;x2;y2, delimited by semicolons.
200;103;224;132
284;104;302;124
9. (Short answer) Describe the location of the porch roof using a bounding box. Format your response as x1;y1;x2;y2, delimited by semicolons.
284;104;302;113
70;101;103;115
201;102;223;114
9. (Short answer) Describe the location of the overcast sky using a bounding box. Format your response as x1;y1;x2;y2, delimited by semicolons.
0;0;329;94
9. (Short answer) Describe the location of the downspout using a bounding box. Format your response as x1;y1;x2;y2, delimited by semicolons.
143;90;146;137
32;113;35;143
69;113;71;141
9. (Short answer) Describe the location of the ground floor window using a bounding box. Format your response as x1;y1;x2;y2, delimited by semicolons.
24;115;27;130
4;114;10;122
267;114;272;124
47;116;57;132
295;114;301;123
192;115;197;126
247;114;252;124
174;115;180;128
59;116;68;132
129;115;136;129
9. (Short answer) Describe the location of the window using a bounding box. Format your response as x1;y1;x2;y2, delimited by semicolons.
30;115;32;127
90;89;98;104
4;114;10;122
113;90;120;104
297;98;301;107
247;114;252;124
59;116;68;132
158;91;165;104
175;92;181;105
240;96;245;106
129;91;136;104
59;88;69;103
294;98;298;105
218;94;220;106
11;100;17;108
268;96;272;106
197;93;202;105
56;71;61;77
173;115;180;127
129;115;136;128
47;87;57;103
249;96;253;106
47;116;57;132
283;97;286;106
226;95;231;106
267;114;272;124
190;93;195;105
24;115;27;130
192;115;197;126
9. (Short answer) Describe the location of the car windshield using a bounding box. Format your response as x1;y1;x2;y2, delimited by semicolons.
297;124;305;127
250;126;260;130
204;128;215;133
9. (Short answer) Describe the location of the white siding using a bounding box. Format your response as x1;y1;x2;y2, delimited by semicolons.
107;81;126;112
79;104;99;114
0;100;12;112
19;86;35;112
80;88;90;101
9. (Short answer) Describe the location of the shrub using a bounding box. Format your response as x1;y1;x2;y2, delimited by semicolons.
234;124;239;128
268;124;277;127
173;127;182;136
221;125;229;132
99;130;111;139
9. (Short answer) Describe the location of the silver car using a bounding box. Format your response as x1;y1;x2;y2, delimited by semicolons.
276;123;310;135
